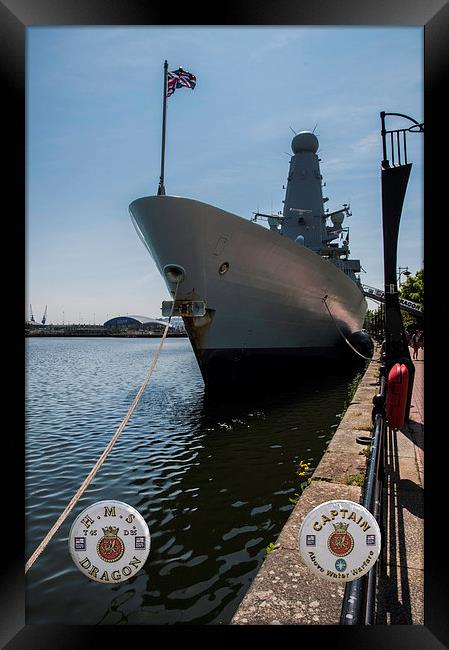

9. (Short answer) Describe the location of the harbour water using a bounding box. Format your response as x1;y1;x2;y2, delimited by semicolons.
25;337;363;625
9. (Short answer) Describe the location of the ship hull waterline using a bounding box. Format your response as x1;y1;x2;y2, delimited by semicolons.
129;196;368;389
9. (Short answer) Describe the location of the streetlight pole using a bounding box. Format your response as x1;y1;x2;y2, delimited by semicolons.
380;111;423;422
397;266;410;288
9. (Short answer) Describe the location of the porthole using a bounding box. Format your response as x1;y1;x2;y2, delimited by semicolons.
218;262;229;275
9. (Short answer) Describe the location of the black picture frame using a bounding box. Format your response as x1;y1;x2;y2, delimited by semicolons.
3;1;447;647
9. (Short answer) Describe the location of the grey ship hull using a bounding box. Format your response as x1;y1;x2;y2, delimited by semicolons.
129;196;367;387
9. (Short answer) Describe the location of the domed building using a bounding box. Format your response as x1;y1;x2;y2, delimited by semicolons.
103;315;172;332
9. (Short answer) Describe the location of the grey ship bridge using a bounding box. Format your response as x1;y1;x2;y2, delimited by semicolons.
362;284;423;318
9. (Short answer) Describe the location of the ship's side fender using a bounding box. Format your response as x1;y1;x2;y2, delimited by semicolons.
386;363;409;430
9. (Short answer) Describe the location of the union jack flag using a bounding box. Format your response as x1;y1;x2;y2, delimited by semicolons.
166;67;197;97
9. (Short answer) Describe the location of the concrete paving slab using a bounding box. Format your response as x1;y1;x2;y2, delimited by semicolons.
383;507;424;571
389;429;419;459
340;404;373;431
404;421;424;488
326;425;372;454
313;451;367;484
387;456;422;486
230;547;346;625
376;567;424;624
349;385;379;404
385;453;419;483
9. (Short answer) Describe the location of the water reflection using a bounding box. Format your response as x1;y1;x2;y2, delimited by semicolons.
26;338;362;625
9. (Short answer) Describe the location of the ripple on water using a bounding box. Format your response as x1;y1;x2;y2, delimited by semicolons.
26;337;361;625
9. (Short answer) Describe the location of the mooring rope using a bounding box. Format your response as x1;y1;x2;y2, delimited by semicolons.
25;281;180;573
322;294;372;361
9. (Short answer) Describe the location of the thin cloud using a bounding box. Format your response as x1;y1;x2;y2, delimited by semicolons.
248;29;306;62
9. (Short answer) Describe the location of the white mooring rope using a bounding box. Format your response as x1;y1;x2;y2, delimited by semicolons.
25;281;180;573
322;294;373;362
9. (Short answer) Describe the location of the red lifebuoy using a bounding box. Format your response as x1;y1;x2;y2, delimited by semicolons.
386;363;409;429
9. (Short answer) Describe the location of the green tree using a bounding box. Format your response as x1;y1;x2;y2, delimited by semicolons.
400;269;424;307
400;268;424;330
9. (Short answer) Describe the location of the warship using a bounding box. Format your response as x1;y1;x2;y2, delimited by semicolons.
129;130;370;388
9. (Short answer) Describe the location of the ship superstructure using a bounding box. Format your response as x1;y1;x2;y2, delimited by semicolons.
254;131;361;283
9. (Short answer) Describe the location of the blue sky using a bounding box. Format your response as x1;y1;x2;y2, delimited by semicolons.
27;26;423;324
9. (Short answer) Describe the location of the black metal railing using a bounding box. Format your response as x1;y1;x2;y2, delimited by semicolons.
364;304;385;343
340;368;387;625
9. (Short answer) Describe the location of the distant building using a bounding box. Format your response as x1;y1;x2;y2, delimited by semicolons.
103;315;172;332
158;316;186;332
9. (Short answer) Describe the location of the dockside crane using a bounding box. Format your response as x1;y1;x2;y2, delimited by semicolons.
41;305;47;325
29;304;35;323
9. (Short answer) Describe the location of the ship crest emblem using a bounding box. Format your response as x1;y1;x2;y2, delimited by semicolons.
327;521;354;557
97;526;125;563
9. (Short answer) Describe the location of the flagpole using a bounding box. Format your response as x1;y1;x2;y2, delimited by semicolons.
158;60;168;196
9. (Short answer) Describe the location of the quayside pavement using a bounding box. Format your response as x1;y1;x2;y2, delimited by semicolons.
231;348;424;625
376;349;424;624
